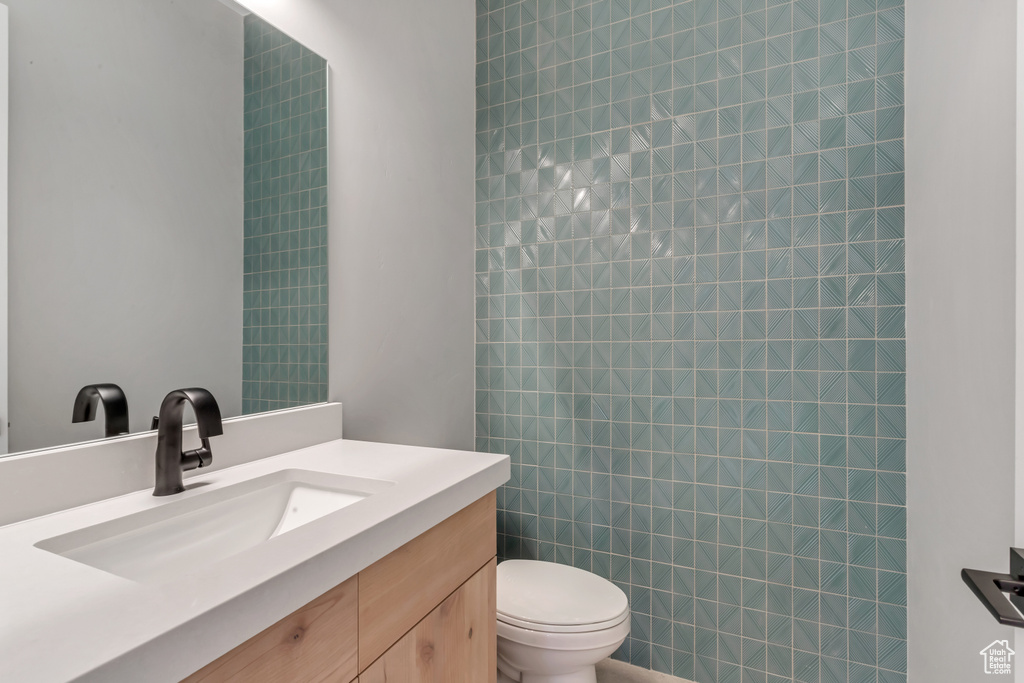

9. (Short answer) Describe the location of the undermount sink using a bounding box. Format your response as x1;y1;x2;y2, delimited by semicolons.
34;469;393;584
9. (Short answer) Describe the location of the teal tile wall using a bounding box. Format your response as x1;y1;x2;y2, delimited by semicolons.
242;15;329;414
474;0;906;681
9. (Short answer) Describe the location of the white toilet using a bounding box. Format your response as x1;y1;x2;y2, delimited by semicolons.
496;559;630;683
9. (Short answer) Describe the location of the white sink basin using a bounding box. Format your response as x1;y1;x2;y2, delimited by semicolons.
35;469;393;584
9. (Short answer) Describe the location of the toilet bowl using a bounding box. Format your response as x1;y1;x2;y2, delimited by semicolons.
496;560;630;683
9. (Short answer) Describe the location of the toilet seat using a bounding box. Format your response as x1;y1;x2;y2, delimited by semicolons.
497;606;630;634
497;560;629;632
496;610;631;651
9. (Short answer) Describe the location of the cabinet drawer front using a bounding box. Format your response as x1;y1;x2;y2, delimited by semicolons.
361;559;496;683
182;575;358;683
358;492;496;671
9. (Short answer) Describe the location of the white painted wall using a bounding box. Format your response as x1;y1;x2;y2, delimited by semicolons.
6;0;244;452
233;0;476;451
907;0;1018;680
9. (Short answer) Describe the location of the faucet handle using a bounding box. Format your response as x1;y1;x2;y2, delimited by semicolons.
180;437;213;471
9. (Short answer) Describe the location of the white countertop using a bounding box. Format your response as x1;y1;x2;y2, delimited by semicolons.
0;438;510;683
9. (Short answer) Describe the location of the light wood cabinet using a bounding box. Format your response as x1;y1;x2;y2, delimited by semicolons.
361;559;496;683
182;492;497;683
182;575;358;683
358;493;495;670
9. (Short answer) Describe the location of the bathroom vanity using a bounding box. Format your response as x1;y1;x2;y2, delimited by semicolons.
184;494;497;683
0;428;509;683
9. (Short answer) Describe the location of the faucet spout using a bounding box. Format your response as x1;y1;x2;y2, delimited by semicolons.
72;384;130;437
153;388;223;496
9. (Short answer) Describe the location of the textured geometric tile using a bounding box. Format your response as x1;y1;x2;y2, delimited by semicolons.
478;0;904;678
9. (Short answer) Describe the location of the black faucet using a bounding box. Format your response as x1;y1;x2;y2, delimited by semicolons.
72;384;130;437
153;388;223;497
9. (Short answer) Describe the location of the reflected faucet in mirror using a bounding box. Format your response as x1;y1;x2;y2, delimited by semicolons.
153;388;223;497
71;384;129;438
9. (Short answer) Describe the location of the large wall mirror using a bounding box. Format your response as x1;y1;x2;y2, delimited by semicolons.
3;0;328;454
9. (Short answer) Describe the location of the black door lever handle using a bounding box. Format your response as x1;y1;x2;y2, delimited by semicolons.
963;548;1024;627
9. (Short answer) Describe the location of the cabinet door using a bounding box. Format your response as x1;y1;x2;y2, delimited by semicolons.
361;559;496;683
182;575;358;683
358;492;495;670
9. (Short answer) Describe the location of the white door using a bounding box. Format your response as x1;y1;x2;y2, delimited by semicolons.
0;4;9;456
1017;0;1024;677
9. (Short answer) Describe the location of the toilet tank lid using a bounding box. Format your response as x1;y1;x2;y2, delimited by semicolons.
496;560;629;626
